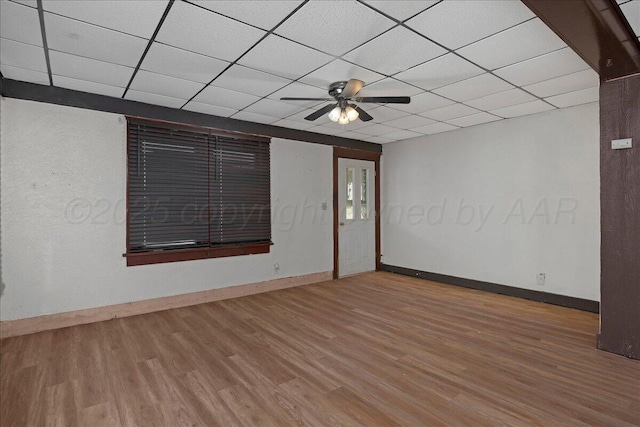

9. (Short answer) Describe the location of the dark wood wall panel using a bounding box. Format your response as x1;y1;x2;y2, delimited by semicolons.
598;73;640;359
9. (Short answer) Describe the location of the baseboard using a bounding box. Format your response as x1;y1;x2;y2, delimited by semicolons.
381;264;599;313
0;271;333;339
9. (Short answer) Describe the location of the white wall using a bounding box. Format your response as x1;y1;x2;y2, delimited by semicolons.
382;103;600;301
0;97;333;321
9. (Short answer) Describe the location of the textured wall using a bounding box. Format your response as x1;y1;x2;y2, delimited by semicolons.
382;103;600;301
0;97;333;320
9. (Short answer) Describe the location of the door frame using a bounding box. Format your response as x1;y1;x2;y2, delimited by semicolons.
333;147;381;279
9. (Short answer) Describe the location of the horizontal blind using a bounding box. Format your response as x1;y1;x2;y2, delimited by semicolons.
127;119;271;253
211;136;271;245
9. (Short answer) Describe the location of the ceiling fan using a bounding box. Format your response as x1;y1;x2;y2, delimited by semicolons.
281;79;411;124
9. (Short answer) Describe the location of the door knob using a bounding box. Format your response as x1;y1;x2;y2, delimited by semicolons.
339;222;345;226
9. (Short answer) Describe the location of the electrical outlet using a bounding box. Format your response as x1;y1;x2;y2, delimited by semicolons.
321;202;328;211
536;273;546;286
274;263;280;274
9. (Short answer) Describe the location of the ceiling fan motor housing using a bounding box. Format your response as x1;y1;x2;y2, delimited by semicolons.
328;81;349;98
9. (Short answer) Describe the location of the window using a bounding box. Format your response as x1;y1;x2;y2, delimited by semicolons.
126;118;271;266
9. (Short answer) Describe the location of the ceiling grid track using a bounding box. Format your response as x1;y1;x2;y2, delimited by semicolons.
35;0;53;86
122;0;175;98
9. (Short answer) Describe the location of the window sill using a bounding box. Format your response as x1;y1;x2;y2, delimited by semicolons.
125;243;271;266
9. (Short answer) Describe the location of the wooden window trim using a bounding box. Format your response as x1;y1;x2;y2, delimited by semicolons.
125;117;271;267
125;243;271;266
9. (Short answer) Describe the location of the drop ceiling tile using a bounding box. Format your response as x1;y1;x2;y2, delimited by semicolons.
358;78;423;98
394;53;484;90
268;82;329;108
381;129;423;141
363;135;395;144
299;59;385;89
182;101;237;117
42;0;169;39
156;1;265;61
457;19;566;70
545;86;599;108
412;122;459;135
389;91;455;114
343;27;447;76
366;105;411;122
354;123;398;136
193;85;261;110
213;65;291;97
1;1;43;46
284;108;324;123
231;111;279;124
1;64;49;85
310;125;346;136
341;130;370;140
383;115;436;130
445;112;502;127
362;1;439;21
0;38;47;72
243;99;306;117
271;118;316;131
191;0;303;30
493;47;590;87
44;13;148;67
141;42;229;84
125;90;186;108
130;70;204;100
9;0;37;7
490;100;555;118
49;50;133;87
433;73;514;102
238;35;332;80
620;1;640;36
420;103;480;121
406;0;534;50
523;69;599;98
465;88;537;111
274;0;395;56
52;75;124;97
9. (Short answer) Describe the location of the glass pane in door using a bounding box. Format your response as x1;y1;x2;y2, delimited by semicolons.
360;168;369;219
346;167;354;220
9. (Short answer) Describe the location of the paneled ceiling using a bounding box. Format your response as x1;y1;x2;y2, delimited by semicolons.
1;0;635;144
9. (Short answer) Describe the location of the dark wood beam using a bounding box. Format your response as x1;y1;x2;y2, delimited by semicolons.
597;74;640;360
522;0;640;80
0;77;382;153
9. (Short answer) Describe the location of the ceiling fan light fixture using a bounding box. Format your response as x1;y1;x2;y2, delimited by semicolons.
338;110;350;125
345;105;359;121
328;106;341;122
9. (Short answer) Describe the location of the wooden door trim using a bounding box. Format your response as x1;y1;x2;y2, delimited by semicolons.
333;147;381;279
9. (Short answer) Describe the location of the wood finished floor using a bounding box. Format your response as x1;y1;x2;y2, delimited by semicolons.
1;272;639;426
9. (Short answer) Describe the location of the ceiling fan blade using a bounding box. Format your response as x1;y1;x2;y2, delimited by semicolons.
342;79;364;98
356;96;411;104
355;106;373;122
280;97;334;101
304;103;337;121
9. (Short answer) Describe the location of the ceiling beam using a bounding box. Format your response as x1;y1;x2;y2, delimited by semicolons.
0;77;382;153
522;0;640;80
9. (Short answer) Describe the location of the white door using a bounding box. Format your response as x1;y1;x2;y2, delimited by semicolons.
338;158;376;277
